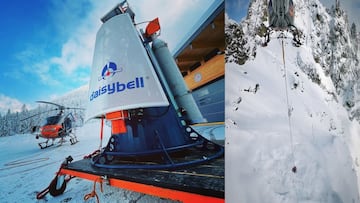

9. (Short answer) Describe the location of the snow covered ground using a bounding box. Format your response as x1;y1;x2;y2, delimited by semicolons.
0;120;223;202
225;35;360;202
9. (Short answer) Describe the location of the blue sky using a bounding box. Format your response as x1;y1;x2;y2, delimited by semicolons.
225;0;249;22
0;0;217;115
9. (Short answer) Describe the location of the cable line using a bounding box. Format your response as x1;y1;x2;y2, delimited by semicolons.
281;37;296;171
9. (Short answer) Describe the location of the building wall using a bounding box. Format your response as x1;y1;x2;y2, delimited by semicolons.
192;77;224;123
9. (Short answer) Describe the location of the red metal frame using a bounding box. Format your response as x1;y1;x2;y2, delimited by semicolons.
59;168;224;203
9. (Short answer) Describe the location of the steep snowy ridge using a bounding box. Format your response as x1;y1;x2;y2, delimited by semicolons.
226;0;360;122
51;84;88;109
225;0;360;202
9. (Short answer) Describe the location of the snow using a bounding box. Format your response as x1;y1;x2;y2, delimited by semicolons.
0;119;222;202
225;0;360;201
225;33;360;203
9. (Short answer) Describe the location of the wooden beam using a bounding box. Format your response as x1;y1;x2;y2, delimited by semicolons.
176;55;203;63
184;54;224;90
190;41;224;49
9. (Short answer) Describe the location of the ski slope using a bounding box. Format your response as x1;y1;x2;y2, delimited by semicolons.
225;35;360;203
0;120;224;202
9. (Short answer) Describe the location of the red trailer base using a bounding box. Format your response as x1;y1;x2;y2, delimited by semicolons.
58;157;224;203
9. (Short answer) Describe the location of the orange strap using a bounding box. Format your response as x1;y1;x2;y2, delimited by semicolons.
84;178;103;203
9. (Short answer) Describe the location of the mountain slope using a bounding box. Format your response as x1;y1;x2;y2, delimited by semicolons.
225;0;360;202
226;35;360;203
225;0;360;122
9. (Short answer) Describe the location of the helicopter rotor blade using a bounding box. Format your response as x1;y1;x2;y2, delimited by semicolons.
65;107;85;110
36;101;85;111
20;101;85;122
20;108;59;121
36;101;65;110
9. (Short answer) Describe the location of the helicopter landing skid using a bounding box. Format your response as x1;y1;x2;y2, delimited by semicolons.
263;26;302;47
38;139;55;149
69;135;78;145
70;139;78;145
38;134;78;149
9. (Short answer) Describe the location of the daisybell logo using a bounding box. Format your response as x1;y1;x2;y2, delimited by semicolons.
98;62;122;81
90;61;145;102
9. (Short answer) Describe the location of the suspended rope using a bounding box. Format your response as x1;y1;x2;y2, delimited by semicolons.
281;38;296;172
280;35;300;203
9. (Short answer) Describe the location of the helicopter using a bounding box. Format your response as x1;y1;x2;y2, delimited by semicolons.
22;101;84;149
264;0;302;46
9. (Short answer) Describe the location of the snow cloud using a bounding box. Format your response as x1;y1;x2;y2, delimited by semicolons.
14;1;116;86
46;1;109;76
0;94;24;115
17;0;213;85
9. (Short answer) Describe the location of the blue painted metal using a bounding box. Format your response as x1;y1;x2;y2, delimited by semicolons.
92;147;224;169
104;106;189;153
91;97;223;169
192;78;224;122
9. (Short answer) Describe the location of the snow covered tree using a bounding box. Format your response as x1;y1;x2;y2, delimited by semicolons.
350;23;358;54
0;114;4;137
350;23;357;39
335;0;340;12
225;0;267;65
325;1;359;113
225;20;250;65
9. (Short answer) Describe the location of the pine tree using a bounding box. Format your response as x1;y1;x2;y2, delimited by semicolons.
335;0;340;12
0;114;3;136
350;23;357;39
